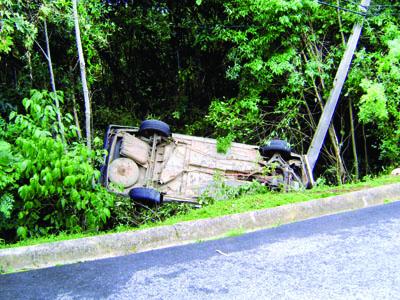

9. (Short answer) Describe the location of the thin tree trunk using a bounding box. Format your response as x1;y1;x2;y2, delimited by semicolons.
362;124;369;174
329;126;345;184
336;0;346;46
337;5;358;183
14;67;17;89
72;0;91;151
69;66;83;139
72;90;83;139
27;51;33;85
44;19;66;143
349;99;359;180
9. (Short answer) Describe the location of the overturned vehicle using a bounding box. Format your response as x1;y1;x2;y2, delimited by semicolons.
101;120;313;205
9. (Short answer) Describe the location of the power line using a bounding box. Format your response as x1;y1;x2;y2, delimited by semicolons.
369;3;400;7
317;0;400;16
316;0;367;16
340;0;369;8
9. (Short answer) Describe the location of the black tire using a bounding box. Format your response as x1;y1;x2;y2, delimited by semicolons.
259;139;292;159
138;120;171;137
129;187;162;205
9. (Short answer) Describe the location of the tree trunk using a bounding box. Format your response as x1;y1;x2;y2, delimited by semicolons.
349;99;359;181
72;0;91;151
44;19;66;144
362;125;369;174
69;66;83;139
27;51;33;85
72;90;83;140
328;126;346;184
336;0;346;46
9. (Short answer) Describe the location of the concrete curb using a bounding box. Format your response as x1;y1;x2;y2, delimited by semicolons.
1;183;399;273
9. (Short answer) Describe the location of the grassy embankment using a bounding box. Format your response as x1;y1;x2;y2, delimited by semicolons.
1;175;399;249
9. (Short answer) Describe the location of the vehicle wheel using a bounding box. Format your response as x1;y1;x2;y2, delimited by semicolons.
108;158;139;188
259;139;292;159
138;120;171;138
129;187;162;205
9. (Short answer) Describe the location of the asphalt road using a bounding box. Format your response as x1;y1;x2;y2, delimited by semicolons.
2;201;400;299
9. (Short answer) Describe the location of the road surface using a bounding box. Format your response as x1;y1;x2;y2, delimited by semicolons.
1;201;400;299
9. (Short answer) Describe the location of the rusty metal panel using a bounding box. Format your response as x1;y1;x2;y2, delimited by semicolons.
154;133;264;199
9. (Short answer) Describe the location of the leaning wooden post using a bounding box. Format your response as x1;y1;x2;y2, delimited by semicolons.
306;0;371;173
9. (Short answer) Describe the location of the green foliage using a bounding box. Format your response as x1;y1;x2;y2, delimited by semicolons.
358;79;388;123
349;17;400;163
94;105;139;129
216;133;234;154
0;141;18;228
204;0;348;147
203;0;400;177
0;90;114;241
208;95;261;143
110;195;192;229
75;1;115;85
0;2;37;54
198;173;268;206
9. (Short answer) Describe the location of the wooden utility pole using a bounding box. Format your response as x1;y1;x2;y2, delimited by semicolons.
72;0;91;151
306;0;371;173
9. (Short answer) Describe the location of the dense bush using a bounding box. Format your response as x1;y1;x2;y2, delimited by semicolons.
0;90;114;242
0;140;19;233
109;195;192;229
